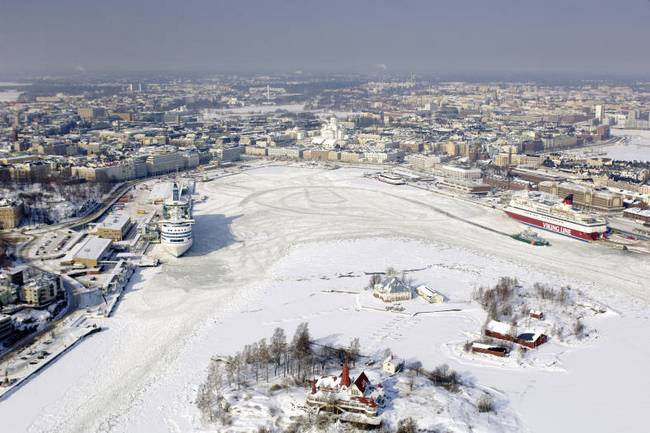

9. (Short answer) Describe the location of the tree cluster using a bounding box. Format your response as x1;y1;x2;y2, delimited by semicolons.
477;394;495;413
395;417;418;433
428;363;462;393
367;273;381;290
473;277;519;321
223;323;315;389
197;322;368;428
533;283;570;305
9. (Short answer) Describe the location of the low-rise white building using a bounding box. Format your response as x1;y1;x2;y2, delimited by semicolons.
373;275;412;302
415;285;445;304
382;354;403;375
406;154;441;171
440;164;482;181
71;236;112;267
267;146;303;159
363;150;404;164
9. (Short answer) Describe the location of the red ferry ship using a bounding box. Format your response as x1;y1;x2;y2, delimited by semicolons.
504;193;608;241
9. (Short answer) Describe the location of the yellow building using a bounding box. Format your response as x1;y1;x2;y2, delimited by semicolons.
445;142;459;156
0;200;23;229
243;146;268;156
340;151;362;163
20;274;62;306
495;153;512;167
495;153;543;168
327;151;341;161
110;111;134;121
96;214;131;241
539;181;624;211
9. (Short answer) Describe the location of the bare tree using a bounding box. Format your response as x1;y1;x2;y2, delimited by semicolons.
410;360;423;376
367;274;381;290
429;363;461;392
477;394;495;413
249;342;260;383
284;343;292;377
258;338;271;382
396;417;418;433
195;382;217;422
316;345;330;372
558;286;570;304
196;361;223;423
407;369;416;392
231;353;243;389
225;356;236;385
270;327;287;376
348;337;361;367
292;322;312;375
206;359;223;390
242;344;251;366
573;318;586;340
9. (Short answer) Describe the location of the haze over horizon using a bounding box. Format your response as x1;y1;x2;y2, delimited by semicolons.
1;0;650;78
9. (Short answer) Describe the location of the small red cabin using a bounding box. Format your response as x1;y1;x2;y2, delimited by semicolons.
529;310;544;320
514;332;548;349
471;342;510;358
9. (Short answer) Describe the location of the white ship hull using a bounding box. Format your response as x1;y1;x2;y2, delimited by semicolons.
162;237;193;257
159;182;194;257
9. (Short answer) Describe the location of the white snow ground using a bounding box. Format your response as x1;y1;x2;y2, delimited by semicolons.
606;129;650;161
1;166;648;433
0;90;22;102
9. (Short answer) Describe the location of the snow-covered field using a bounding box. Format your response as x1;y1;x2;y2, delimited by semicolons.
0;90;22;102
0;82;28;102
1;166;648;433
201;105;356;120
201;104;307;120
606;129;650;161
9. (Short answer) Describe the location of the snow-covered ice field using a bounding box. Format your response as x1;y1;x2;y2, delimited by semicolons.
0;90;22;102
607;129;650;161
1;166;649;433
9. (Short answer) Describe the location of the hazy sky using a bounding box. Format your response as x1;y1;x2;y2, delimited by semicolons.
1;0;650;76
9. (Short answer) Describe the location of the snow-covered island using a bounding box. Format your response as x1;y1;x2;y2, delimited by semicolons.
192;274;611;432
195;323;520;432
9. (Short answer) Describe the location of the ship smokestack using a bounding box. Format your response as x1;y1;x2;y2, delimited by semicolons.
563;194;573;205
172;183;179;201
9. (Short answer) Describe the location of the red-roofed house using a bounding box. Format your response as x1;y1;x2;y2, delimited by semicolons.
307;360;383;418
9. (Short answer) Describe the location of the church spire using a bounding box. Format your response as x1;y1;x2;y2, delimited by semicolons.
340;358;351;387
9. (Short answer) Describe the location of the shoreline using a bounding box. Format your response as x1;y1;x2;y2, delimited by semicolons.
0;326;101;401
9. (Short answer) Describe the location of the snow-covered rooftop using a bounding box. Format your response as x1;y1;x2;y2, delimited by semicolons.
97;213;130;231
486;320;512;335
375;276;410;294
73;236;112;260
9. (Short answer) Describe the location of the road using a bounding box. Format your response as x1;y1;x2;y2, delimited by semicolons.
20;181;133;236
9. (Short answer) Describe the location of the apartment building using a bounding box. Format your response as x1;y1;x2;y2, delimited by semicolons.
539;181;624;211
19;273;62;307
145;152;185;175
0;199;23;229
